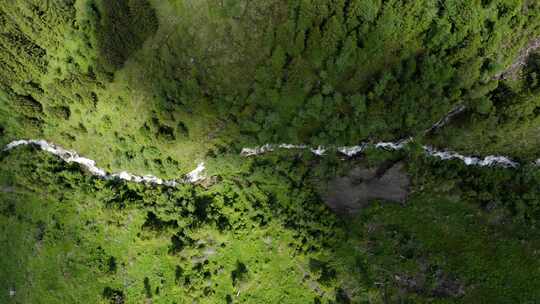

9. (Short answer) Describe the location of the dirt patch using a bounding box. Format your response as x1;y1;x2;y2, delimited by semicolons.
321;161;410;216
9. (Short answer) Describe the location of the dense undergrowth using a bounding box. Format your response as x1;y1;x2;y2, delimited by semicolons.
0;147;360;303
428;54;540;161
2;146;540;303
1;0;540;303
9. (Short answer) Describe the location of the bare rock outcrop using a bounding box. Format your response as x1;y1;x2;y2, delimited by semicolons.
321;162;410;216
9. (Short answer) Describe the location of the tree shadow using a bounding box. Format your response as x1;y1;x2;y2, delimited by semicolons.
93;0;158;75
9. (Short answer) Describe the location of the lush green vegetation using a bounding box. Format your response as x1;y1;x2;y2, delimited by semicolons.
0;147;360;303
1;0;540;303
428;54;540;161
2;145;540;303
1;0;539;177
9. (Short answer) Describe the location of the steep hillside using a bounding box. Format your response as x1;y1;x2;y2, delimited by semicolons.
1;0;540;176
1;1;540;303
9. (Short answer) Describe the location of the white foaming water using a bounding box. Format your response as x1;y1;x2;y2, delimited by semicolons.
184;162;206;183
375;139;410;151
240;144;274;157
2;139;205;186
1;136;536;189
242;140;525;168
4;36;538;186
310;146;327;156
422;146;519;168
278;144;308;149
337;145;366;157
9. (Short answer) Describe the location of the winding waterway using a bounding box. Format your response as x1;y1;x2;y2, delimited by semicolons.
3;36;540;187
2;139;205;186
2;137;536;187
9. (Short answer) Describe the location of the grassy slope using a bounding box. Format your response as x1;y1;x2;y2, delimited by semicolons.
2;147;540;303
0;148;360;303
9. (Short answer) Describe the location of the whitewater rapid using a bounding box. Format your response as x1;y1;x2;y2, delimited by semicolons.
240;139;523;168
3;35;540;187
2;137;536;188
2;140;205;186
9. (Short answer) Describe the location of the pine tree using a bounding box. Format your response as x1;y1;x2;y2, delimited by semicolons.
307;26;324;68
271;45;287;75
321;15;344;60
296;0;315;32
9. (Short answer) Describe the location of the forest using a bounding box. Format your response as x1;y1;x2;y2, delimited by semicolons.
1;0;540;303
